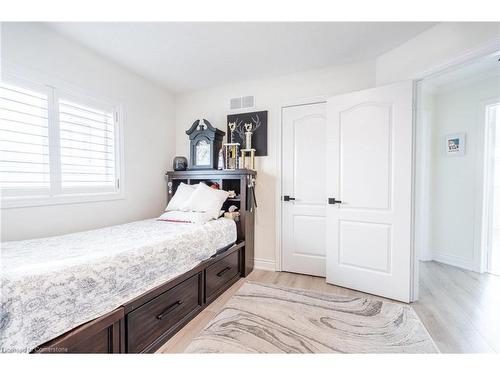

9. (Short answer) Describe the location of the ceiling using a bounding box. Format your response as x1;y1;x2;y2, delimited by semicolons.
46;22;436;93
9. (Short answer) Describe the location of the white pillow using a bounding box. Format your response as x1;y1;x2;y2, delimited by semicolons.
180;182;229;219
158;210;213;224
166;183;196;211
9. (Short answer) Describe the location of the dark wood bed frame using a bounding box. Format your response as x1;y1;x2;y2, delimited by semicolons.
34;169;256;354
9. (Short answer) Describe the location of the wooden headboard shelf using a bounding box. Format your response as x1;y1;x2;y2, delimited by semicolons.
165;169;256;276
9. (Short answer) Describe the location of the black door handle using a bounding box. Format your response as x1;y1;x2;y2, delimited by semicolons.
283;195;296;201
328;198;342;205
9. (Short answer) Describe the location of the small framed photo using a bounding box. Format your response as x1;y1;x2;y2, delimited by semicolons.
444;132;466;156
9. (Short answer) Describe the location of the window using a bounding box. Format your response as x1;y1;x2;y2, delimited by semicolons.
0;75;122;207
0;82;50;193
58;98;117;191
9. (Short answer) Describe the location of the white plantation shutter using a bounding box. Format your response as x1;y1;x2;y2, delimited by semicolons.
0;73;122;206
0;82;51;194
58;99;117;191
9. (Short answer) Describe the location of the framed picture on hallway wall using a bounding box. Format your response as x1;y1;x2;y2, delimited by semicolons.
444;132;466;156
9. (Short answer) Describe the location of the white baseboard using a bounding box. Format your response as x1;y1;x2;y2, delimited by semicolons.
431;250;475;271
419;254;433;262
254;258;276;271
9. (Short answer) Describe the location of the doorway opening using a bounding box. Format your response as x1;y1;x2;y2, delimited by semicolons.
414;51;500;352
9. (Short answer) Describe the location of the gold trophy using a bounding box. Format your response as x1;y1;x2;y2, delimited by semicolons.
240;122;256;170
223;122;240;170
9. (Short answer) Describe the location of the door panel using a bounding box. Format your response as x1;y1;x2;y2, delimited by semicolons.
282;103;326;277
339;104;392;209
326;81;413;302
339;220;391;273
292;113;326;204
293;214;326;257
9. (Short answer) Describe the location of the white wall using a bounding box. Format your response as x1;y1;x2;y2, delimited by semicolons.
376;22;500;85
1;23;176;241
174;61;376;268
424;77;500;271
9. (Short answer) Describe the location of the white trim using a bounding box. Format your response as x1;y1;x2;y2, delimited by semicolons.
413;39;500;82
48;84;62;196
115;104;125;199
254;258;276;272
473;99;496;273
432;250;475;272
482;99;500;274
280;95;328;109
0;191;125;209
275;95;328;274
275;103;283;272
410;80;419;302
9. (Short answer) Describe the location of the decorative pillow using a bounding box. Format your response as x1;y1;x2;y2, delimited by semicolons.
158;210;213;224
180;182;229;219
165;183;196;211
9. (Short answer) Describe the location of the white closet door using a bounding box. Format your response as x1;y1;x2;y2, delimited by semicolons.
326;81;414;302
282;102;327;277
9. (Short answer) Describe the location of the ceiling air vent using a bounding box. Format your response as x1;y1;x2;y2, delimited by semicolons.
229;95;255;110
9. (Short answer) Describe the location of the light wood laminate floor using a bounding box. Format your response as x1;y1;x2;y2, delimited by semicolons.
158;261;500;353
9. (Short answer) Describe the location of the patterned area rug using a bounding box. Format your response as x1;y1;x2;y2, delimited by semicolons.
185;282;438;353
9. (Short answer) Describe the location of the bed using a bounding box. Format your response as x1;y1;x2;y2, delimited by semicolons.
0;218;236;353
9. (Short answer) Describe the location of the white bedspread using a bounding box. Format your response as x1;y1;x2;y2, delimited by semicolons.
0;218;236;353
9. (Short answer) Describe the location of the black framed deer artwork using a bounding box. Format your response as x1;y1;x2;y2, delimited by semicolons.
227;110;268;156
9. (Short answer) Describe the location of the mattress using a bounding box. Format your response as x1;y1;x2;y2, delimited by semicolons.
0;218;236;353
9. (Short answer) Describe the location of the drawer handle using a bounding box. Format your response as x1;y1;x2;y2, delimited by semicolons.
156;300;183;320
216;266;231;277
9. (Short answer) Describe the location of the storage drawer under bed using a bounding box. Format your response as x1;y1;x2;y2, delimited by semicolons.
205;249;241;302
126;272;202;353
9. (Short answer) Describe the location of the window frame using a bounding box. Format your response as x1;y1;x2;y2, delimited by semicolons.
1;66;125;209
